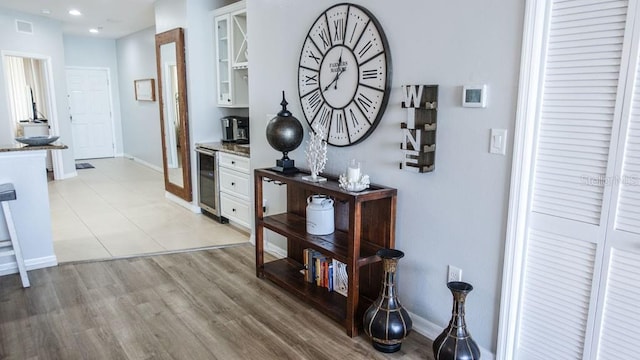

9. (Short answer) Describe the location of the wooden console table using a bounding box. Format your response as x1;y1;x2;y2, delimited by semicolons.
254;168;397;336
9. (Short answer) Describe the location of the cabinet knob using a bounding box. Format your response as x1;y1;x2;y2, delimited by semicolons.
232;208;236;212
231;182;236;186
231;161;235;165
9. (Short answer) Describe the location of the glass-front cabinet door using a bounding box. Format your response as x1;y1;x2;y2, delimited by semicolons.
215;14;232;106
213;0;248;108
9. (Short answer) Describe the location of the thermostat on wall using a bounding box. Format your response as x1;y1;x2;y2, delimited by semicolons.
462;84;487;108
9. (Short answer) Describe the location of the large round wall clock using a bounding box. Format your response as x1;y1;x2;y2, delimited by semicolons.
297;3;391;147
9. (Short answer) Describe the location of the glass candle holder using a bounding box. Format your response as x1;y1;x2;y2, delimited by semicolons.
347;159;361;183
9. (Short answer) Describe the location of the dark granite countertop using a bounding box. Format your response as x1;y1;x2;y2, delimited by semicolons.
196;142;250;157
0;143;68;152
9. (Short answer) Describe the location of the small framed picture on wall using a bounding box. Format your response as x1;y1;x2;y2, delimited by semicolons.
134;79;156;101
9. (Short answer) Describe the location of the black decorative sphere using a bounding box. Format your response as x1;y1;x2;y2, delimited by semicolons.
265;92;304;174
266;92;303;153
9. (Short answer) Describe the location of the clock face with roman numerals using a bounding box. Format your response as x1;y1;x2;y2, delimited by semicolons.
298;3;391;147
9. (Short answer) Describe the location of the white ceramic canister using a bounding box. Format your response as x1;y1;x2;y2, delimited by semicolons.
306;194;335;235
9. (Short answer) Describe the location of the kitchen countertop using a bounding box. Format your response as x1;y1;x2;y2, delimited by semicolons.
196;142;250;157
0;143;68;152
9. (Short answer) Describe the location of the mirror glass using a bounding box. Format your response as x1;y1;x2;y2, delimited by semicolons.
156;28;191;201
160;43;182;187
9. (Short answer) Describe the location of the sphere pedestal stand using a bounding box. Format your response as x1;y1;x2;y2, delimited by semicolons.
272;153;298;174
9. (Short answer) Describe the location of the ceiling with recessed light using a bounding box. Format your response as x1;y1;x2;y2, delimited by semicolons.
0;0;156;39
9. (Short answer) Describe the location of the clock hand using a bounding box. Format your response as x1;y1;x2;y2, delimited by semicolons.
334;71;341;90
334;50;344;90
324;50;346;91
333;49;344;90
323;68;343;91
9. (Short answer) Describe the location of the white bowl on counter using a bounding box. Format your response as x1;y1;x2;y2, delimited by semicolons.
15;135;59;146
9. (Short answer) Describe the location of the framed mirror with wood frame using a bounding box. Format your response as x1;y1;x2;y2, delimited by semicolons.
155;27;192;202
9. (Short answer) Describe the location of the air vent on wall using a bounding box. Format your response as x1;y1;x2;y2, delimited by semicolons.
15;20;33;34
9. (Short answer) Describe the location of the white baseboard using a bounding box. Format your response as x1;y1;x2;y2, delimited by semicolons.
249;233;286;258
61;170;78;179
0;255;58;276
122;153;163;173
265;241;287;259
257;235;287;259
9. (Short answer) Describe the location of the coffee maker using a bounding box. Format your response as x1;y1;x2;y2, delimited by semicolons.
220;116;249;144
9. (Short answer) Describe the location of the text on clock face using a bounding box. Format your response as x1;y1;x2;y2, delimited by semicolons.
330;61;348;73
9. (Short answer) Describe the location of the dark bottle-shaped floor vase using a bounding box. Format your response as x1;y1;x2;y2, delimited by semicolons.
433;281;481;360
363;249;412;353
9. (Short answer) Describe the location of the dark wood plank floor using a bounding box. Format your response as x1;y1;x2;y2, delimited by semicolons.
0;244;434;359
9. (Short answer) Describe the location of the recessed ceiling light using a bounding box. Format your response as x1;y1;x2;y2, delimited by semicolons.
41;9;51;15
69;9;82;16
89;28;99;33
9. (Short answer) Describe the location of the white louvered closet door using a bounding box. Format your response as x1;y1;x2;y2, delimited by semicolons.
593;1;640;356
515;0;640;359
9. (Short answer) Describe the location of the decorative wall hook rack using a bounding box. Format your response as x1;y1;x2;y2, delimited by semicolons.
399;85;438;173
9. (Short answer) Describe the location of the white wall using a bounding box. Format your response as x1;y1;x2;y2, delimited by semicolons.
185;0;224;205
247;0;524;354
0;8;76;177
186;0;247;206
63;35;124;155
116;27;163;168
155;0;187;34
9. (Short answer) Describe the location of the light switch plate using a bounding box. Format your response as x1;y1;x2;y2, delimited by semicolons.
490;129;507;155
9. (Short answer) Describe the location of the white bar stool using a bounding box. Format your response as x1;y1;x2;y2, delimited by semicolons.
0;183;30;288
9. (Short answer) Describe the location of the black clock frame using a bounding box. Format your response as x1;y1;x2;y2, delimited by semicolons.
297;3;392;147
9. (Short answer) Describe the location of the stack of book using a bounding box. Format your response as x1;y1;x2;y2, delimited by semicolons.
302;248;348;297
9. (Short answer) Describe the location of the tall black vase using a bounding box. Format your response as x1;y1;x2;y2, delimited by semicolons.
363;249;412;353
432;281;481;360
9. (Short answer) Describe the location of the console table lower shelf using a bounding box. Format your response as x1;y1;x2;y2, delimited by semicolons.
262;259;347;324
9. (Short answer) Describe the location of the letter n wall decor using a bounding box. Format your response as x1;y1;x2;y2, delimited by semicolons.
400;85;438;173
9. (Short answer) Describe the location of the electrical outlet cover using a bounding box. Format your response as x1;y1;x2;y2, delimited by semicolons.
448;265;462;283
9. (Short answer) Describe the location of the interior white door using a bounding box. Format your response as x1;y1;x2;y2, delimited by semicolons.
501;1;640;359
66;68;114;159
592;10;640;356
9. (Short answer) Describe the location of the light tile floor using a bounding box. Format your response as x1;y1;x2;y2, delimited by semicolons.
48;157;249;263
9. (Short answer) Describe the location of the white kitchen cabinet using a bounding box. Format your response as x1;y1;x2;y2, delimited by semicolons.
218;151;250;228
214;1;248;108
